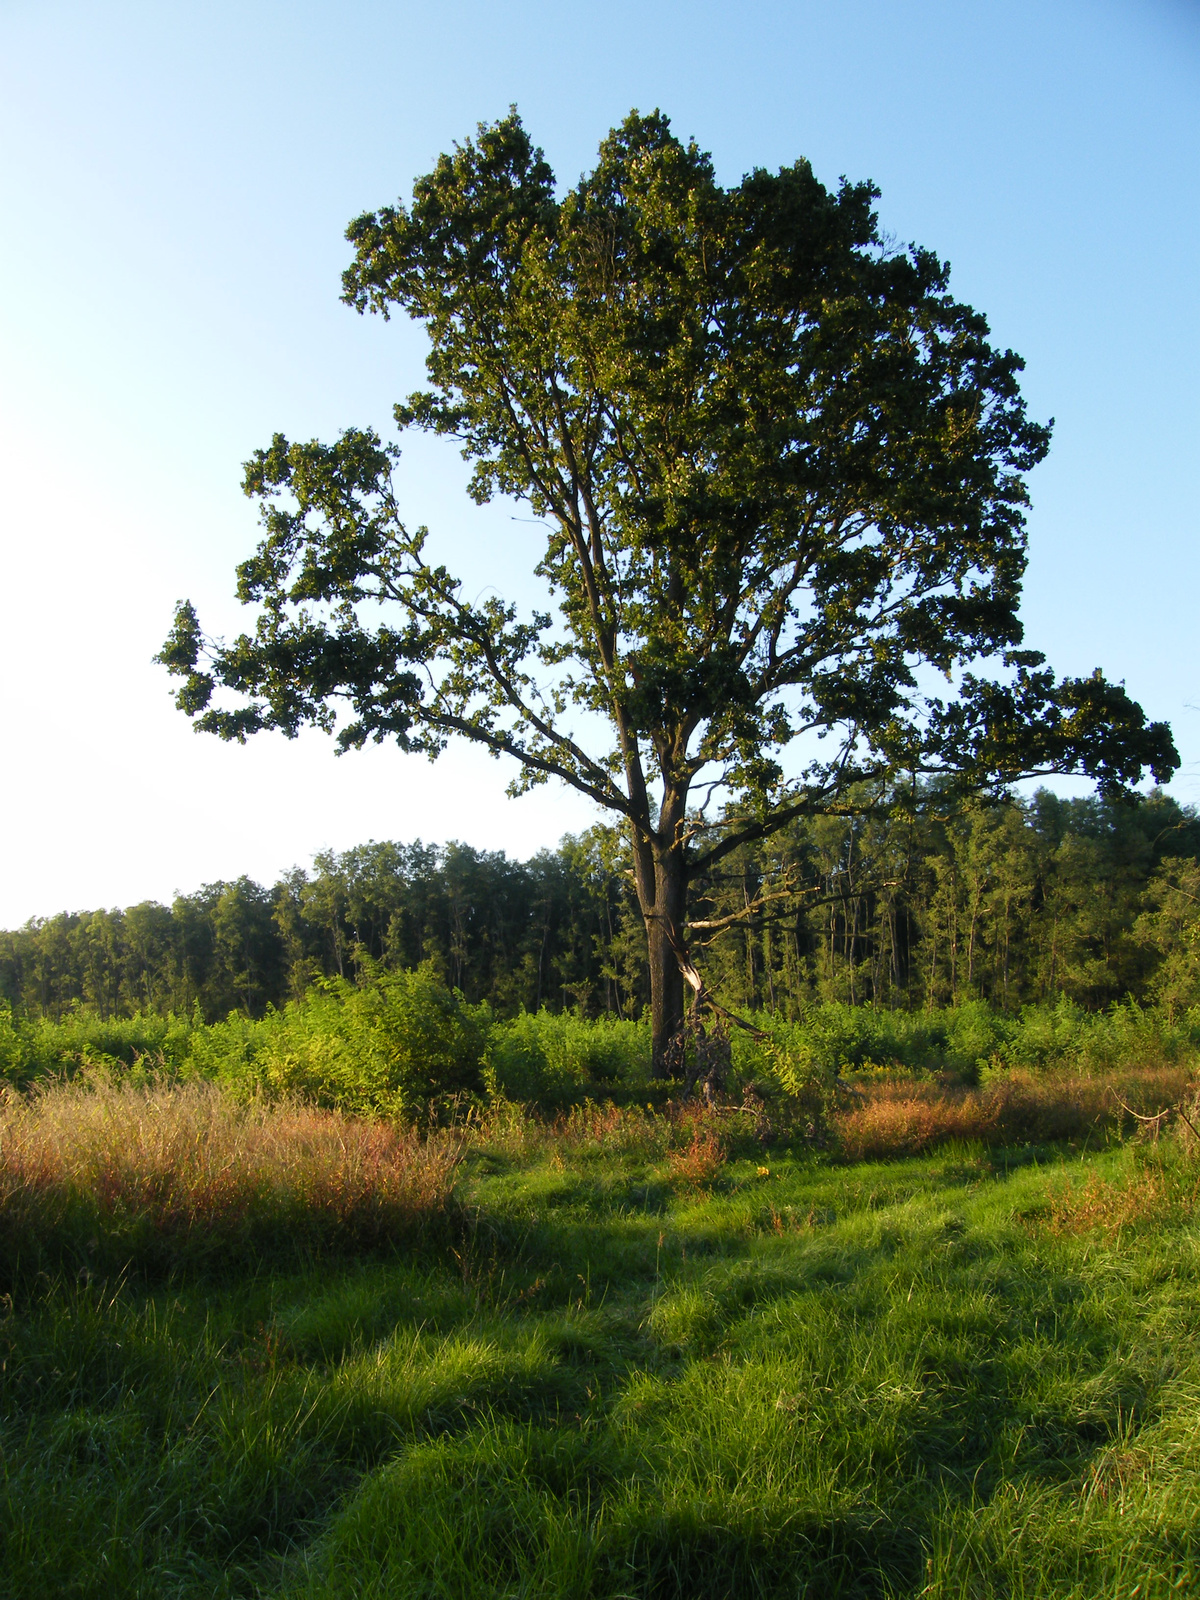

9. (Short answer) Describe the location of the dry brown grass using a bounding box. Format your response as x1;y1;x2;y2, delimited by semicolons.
0;1072;462;1279
1040;1165;1199;1238
473;1098;757;1192
834;1067;1192;1162
472;1068;1197;1175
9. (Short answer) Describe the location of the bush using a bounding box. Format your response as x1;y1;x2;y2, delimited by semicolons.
485;1010;650;1108
727;999;1200;1099
0;1005;200;1086
183;1008;274;1088
729;1003;1003;1094
6;987;1198;1128
1001;997;1200;1074
0;1001;30;1083
249;963;489;1117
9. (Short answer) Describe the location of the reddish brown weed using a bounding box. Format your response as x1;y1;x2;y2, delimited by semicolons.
1041;1164;1200;1238
667;1121;727;1192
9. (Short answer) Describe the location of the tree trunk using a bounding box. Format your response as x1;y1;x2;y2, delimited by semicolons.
646;895;686;1076
628;809;689;1076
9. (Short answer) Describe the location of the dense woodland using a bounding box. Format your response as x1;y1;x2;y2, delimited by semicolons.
5;788;1200;1025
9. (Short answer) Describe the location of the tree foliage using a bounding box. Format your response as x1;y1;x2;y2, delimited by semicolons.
159;109;1176;1060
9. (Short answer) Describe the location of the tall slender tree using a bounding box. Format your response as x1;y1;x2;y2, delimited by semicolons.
161;110;1176;1069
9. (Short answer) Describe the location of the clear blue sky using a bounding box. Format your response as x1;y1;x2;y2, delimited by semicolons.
1;0;1196;926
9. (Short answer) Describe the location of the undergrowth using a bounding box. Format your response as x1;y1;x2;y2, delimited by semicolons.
6;988;1200;1115
3;1068;1200;1597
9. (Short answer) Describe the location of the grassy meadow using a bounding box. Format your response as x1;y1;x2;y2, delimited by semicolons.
3;1038;1200;1599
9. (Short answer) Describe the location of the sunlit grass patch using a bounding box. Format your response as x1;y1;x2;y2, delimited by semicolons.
316;1320;581;1455
1037;1147;1200;1240
288;1411;928;1600
273;1263;478;1363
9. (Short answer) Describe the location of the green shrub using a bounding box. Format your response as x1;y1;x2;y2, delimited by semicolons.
184;1009;274;1089
249;963;488;1116
0;1001;29;1083
942;999;1010;1074
5;986;1196;1120
43;1009;197;1071
728;1004;978;1091
728;998;1200;1096
1001;997;1200;1074
484;1010;650;1108
0;1005;200;1086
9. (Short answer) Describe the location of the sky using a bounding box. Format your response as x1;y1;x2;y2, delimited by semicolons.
0;0;1196;927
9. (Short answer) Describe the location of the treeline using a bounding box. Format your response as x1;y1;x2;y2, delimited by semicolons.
695;788;1200;1018
4;789;1200;1023
0;838;628;1022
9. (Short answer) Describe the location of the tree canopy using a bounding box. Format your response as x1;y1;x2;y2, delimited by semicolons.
160;109;1176;1065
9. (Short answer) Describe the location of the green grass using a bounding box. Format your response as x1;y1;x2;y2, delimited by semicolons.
4;1118;1200;1597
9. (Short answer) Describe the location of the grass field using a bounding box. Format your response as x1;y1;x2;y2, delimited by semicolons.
3;1073;1200;1598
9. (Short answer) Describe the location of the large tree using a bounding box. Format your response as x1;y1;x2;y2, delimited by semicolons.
161;110;1176;1069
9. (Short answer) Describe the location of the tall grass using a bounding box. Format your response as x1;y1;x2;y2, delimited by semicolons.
0;1072;462;1281
469;1064;1195;1173
837;1066;1192;1162
3;1060;1189;1290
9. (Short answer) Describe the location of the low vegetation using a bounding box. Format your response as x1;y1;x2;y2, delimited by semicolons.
834;1066;1191;1161
6;971;1200;1111
3;1026;1199;1596
0;1074;462;1283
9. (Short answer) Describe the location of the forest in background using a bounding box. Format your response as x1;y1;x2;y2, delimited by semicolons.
5;787;1200;1027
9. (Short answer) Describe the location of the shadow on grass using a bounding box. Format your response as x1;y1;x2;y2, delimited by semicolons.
7;1133;1200;1599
